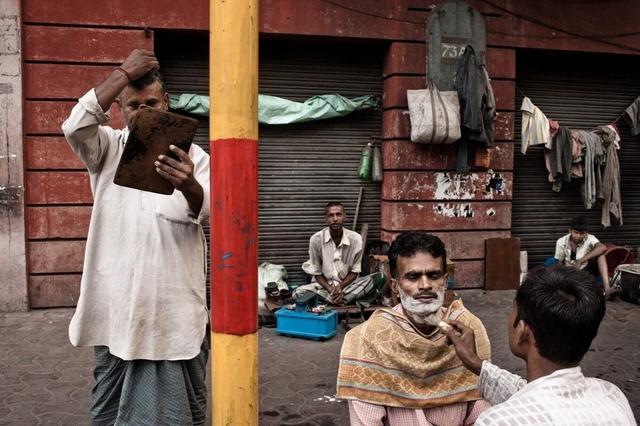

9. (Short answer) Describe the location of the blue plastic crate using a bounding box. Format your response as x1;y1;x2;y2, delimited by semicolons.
275;308;338;341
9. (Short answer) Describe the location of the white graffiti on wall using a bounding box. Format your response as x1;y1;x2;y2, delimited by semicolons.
435;172;478;200
433;203;475;218
432;203;502;219
434;171;507;200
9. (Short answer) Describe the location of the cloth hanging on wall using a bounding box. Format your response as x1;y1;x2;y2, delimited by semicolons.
519;89;632;227
575;130;604;210
453;45;496;172
520;96;551;154
168;93;379;125
595;126;623;227
550;127;574;185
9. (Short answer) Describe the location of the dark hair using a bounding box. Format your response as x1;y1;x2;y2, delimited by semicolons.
516;265;605;365
387;231;447;278
119;70;166;104
570;216;588;232
130;69;165;92
325;201;344;213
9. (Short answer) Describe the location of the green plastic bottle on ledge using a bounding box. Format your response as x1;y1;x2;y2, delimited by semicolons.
358;142;372;180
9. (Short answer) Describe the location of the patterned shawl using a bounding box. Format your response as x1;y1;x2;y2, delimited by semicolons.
336;300;491;409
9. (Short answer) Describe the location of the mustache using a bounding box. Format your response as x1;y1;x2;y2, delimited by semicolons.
413;290;439;299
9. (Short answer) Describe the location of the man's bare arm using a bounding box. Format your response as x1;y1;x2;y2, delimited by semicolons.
315;274;332;292
579;242;607;264
340;272;358;289
94;49;160;112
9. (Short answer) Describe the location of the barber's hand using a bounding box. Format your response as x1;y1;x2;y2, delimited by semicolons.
120;49;160;81
155;145;198;192
444;320;483;375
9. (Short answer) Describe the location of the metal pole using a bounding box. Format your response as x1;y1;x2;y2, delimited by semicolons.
211;0;259;424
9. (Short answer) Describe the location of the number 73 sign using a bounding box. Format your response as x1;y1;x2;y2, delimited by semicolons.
427;0;487;91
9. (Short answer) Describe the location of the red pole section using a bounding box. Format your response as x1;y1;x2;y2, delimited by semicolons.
211;139;258;334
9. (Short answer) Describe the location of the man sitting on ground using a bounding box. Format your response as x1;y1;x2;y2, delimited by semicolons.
336;231;491;425
294;202;383;305
553;216;619;297
446;265;635;425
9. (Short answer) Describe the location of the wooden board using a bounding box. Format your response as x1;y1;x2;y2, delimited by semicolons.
113;108;198;195
485;237;521;290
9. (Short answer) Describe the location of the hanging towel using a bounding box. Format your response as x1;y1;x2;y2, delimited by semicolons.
520;97;551;154
575;130;604;209
595;126;623;227
550;127;573;184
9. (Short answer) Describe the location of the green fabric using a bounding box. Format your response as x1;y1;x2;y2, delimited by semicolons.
168;93;378;125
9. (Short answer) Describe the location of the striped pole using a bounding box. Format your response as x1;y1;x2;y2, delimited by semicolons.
210;0;259;424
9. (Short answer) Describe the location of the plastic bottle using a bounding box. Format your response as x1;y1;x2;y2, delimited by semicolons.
371;144;382;182
358;142;372;180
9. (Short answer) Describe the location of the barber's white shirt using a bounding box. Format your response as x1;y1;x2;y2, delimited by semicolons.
476;361;635;425
62;89;210;361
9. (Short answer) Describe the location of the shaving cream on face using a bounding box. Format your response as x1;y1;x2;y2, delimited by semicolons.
398;286;445;324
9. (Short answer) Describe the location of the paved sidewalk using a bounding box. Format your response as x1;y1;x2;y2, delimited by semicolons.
1;290;638;425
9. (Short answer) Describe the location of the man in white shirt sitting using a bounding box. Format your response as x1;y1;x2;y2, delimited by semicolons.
294;202;383;305
553;216;619;297
446;265;635;425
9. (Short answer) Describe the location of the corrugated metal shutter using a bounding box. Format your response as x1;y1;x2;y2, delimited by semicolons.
157;35;382;290
513;49;640;267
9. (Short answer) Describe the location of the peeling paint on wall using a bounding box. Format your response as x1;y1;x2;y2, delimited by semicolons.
433;202;475;218
0;14;20;77
0;185;23;215
434;171;508;200
435;172;479;200
483;171;506;198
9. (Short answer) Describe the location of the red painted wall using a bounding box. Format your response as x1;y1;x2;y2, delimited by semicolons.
21;0;640;305
22;24;151;307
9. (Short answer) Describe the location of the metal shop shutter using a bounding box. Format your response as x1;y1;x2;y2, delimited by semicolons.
513;49;640;267
157;35;383;287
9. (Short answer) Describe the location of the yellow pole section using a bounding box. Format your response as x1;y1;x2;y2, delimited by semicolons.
211;0;259;141
212;333;259;425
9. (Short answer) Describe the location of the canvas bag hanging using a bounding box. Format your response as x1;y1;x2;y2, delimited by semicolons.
407;81;461;144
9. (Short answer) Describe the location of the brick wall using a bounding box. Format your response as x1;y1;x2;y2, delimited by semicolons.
380;42;516;288
22;17;153;307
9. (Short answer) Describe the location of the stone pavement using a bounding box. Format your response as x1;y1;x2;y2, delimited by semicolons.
1;290;638;425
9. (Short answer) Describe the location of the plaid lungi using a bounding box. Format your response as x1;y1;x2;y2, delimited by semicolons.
91;336;208;426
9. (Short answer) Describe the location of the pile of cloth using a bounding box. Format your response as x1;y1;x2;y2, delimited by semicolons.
521;97;622;228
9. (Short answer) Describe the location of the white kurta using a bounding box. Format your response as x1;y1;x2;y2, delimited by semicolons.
62;89;210;361
476;361;635;425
